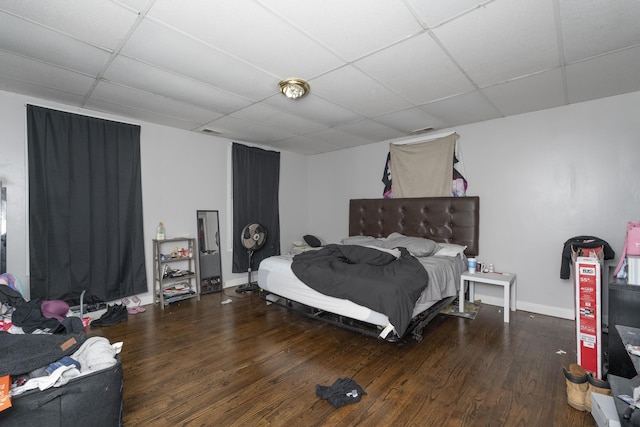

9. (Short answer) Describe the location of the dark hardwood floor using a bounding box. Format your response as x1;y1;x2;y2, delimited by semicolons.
88;288;595;427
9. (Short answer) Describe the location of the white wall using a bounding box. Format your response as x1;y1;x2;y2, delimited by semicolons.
308;91;640;320
0;89;309;305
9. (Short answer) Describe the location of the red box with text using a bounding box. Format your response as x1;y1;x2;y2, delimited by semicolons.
574;257;602;378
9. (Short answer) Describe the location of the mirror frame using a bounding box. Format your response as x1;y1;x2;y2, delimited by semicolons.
1;181;6;274
196;210;222;294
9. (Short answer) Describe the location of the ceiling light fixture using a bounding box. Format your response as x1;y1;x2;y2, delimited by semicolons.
278;78;310;100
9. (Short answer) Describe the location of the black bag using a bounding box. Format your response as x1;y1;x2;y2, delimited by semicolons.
0;356;123;427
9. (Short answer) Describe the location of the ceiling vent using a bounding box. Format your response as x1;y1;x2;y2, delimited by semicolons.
200;128;222;135
411;127;435;134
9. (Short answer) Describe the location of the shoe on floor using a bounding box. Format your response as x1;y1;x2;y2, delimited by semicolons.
91;304;128;327
563;364;589;411
585;373;612;412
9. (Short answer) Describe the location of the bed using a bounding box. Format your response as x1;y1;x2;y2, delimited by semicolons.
258;196;479;342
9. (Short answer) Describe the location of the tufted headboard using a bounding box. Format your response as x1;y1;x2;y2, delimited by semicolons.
348;196;479;256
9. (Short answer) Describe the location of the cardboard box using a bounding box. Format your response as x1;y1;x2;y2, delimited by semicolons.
628;256;640;285
590;393;621;427
575;257;602;378
571;244;605;264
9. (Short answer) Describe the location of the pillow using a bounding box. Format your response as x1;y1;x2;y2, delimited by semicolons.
303;234;322;248
434;243;467;257
340;235;384;247
382;232;439;257
291;245;321;255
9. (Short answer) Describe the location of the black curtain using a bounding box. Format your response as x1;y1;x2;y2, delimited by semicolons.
232;143;280;274
27;105;147;304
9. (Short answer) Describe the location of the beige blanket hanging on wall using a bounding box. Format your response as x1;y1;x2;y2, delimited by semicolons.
389;133;458;198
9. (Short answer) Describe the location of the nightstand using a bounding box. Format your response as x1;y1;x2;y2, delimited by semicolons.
460;271;517;322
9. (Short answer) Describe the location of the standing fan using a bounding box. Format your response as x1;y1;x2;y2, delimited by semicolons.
236;223;267;293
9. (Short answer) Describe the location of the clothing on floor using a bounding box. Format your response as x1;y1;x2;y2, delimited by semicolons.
316;377;367;408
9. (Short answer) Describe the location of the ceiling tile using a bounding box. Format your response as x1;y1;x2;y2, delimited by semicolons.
0;0;139;50
335;119;407;142
91;81;223;124
120;19;277;100
482;69;567;116
148;0;343;78
104;56;253;113
112;0;151;13
0;76;86;107
1;0;639;156
84;97;198;130
310;65;412;116
0;50;96;95
565;46;640;104
230;103;328;135
406;0;488;28
560;0;640;63
300;127;372;150
263;93;363;127
374;107;447;133
420;91;502;127
270;135;344;155
257;0;423;61
355;32;475;105
205;115;296;143
433;0;559;87
0;12;111;75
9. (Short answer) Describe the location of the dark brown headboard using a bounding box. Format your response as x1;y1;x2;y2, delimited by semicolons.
348;196;479;256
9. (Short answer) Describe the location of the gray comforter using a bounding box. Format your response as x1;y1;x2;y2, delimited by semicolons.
290;244;429;337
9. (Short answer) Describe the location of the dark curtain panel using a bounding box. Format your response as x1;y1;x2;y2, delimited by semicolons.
27;105;147;304
232;143;280;273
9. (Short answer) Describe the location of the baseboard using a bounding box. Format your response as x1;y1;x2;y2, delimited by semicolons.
223;277;248;288
477;294;575;320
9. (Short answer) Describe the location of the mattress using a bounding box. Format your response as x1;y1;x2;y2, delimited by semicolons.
257;253;466;332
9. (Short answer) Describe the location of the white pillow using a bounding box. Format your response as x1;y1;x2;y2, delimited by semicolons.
434;243;467;257
382;232;439;257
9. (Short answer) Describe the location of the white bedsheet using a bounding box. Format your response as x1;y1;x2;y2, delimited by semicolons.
257;253;466;331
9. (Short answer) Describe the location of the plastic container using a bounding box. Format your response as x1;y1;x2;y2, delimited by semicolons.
156;222;166;240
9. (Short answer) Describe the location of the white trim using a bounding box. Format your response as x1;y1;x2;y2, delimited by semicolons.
478;294;575;320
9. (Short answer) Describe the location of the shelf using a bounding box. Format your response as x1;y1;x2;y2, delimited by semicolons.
160;292;197;305
153;237;200;309
159;256;195;263
161;273;196;283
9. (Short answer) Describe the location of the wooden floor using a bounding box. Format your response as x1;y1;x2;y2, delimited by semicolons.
88;288;595;427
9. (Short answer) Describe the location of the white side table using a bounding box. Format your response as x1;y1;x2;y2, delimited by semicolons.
459;271;517;322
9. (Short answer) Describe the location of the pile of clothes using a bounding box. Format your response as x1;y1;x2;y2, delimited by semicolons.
0;278;121;401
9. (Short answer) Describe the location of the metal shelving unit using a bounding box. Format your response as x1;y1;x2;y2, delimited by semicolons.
153;237;200;308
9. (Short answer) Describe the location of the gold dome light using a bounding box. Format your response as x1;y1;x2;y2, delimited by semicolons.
278;78;310;100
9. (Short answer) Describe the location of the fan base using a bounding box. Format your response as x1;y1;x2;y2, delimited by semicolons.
236;282;259;293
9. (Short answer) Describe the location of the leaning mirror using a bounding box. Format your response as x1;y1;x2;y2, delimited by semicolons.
196;210;222;294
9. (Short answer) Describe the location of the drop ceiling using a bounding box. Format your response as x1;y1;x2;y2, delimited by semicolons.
1;0;639;155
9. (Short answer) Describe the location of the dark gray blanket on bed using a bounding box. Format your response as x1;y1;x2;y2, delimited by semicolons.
291;244;428;337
